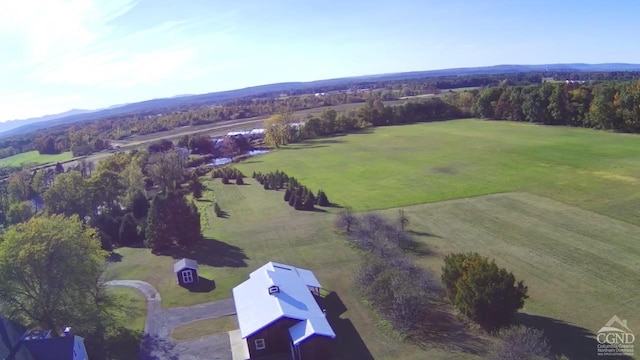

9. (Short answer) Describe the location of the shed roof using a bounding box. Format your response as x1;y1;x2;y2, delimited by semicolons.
173;258;198;273
232;262;335;342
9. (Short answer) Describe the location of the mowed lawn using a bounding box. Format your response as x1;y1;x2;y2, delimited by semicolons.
235;119;640;225
383;193;640;360
0;150;73;167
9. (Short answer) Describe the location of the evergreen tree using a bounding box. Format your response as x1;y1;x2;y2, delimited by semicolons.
214;202;223;217
145;195;172;252
119;212;140;245
317;190;330;206
222;176;229;184
284;188;292;202
288;190;297;207
131;190;150;219
178;200;201;247
190;173;203;198
236;175;244;185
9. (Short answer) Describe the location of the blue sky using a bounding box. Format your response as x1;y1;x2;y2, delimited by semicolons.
1;0;638;122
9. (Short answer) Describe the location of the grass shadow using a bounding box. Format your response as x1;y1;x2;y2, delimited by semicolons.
197;199;214;203
87;327;142;360
216;210;230;218
410;305;487;355
516;313;634;360
108;252;123;263
318;292;374;360
158;238;249;268
402;239;432;256
181;276;216;293
407;229;441;238
139;334;179;360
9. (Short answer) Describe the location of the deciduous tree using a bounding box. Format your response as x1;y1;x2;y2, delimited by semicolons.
0;215;109;334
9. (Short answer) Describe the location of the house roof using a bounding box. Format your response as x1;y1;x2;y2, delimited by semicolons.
0;318;33;360
173;258;198;273
288;317;336;345
22;336;81;360
232;262;335;342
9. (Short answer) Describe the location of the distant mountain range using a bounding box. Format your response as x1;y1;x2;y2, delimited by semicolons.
2;63;640;138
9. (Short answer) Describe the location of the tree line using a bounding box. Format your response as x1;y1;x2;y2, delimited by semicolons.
472;81;640;132
5;71;639;161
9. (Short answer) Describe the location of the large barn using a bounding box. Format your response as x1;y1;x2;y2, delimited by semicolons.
232;262;335;360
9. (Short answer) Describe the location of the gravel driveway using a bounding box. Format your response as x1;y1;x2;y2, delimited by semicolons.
105;280;236;360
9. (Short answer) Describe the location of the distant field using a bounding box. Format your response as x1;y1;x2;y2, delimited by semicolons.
0;150;73;167
235;119;640;225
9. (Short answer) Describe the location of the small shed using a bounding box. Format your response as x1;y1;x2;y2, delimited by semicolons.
173;258;199;286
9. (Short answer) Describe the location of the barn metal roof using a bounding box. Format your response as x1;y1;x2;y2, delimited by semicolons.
173;258;198;273
232;262;335;342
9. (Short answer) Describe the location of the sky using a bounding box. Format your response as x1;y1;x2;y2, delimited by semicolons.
1;0;639;122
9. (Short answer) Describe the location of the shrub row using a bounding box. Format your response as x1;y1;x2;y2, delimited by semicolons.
252;170;331;211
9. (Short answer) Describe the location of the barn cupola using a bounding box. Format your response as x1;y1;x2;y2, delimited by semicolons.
268;285;280;295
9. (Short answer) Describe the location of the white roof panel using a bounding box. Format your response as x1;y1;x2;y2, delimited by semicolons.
232;262;334;341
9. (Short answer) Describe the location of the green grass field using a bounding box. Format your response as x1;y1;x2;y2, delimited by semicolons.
0;151;73;167
235;119;640;225
107;120;640;359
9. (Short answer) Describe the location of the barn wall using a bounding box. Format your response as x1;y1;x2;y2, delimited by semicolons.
247;317;299;358
297;336;333;360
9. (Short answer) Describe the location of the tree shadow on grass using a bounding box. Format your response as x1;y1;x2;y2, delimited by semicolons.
108;252;123;263
197;199;214;203
87;327;142;360
215;210;230;218
317;292;374;360
158;238;249;268
139;334;179;360
402;239;432;256
410;306;488;356
407;229;441;238
180;276;216;293
515;313;634;360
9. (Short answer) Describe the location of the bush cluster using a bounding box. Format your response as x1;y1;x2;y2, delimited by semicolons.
442;252;529;330
337;212;440;334
212;166;244;184
253;170;331;211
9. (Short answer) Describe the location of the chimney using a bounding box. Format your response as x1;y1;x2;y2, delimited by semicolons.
268;285;280;295
63;327;72;336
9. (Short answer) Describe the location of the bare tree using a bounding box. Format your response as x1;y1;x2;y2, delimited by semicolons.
335;206;357;234
397;209;409;231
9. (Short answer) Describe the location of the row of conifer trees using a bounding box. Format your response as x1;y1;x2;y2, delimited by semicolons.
252;170;330;211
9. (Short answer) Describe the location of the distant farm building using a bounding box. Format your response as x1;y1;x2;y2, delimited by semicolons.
233;262;335;360
173;258;199;286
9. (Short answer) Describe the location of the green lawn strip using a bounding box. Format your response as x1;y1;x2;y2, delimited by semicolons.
171;315;238;340
0;151;73;167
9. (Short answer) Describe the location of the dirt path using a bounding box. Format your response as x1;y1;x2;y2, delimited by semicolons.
105;280;235;360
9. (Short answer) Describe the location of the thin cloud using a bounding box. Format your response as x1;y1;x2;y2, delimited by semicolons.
1;0;218;88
